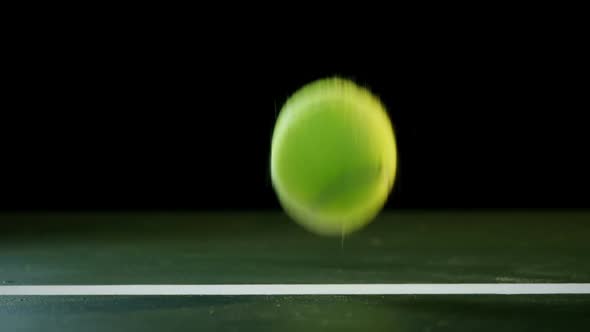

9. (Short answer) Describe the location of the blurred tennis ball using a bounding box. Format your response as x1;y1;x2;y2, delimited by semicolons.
270;77;397;236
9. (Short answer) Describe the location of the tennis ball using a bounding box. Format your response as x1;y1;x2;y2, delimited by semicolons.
270;77;397;236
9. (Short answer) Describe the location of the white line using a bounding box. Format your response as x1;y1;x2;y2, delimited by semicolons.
1;284;590;295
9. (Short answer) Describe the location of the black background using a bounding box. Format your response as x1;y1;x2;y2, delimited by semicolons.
2;20;587;211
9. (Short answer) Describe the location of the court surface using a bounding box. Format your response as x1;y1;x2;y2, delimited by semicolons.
1;211;589;331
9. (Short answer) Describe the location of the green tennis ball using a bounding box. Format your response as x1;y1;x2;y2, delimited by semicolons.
270;77;397;236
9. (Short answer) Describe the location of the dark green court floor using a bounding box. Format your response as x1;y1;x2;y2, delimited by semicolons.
1;211;589;284
1;211;589;331
2;295;590;332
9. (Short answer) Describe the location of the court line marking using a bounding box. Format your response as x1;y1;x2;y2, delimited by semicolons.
1;284;590;295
